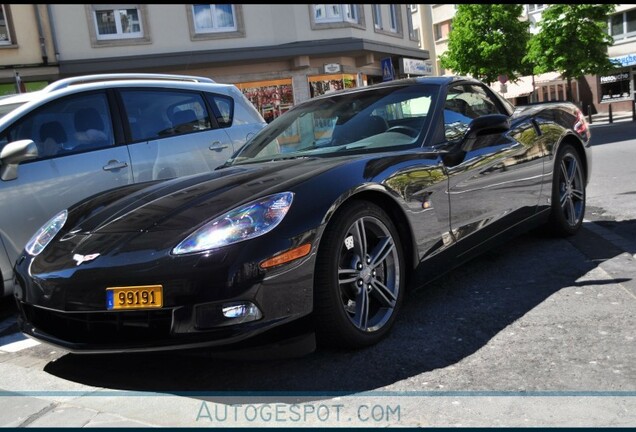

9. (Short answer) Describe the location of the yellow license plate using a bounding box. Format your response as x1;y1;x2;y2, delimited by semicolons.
106;285;163;310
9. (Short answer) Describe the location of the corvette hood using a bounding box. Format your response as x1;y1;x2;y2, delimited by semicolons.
66;157;351;236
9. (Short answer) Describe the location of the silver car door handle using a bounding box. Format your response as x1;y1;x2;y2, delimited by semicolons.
209;142;229;152
103;160;129;171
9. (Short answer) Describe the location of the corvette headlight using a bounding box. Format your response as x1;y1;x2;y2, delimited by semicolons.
172;192;294;255
25;209;68;256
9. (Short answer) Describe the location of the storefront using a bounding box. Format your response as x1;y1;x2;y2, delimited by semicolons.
599;53;636;113
308;73;364;97
235;78;294;124
599;69;631;103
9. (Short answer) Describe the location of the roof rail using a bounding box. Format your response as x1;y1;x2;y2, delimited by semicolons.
43;73;215;92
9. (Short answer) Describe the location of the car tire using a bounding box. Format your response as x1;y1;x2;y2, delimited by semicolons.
548;143;586;236
313;200;405;349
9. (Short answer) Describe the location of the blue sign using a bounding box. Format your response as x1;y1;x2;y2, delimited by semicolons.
610;53;636;67
381;57;395;82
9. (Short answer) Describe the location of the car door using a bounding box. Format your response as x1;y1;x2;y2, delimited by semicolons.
442;83;544;252
119;88;235;182
0;91;133;290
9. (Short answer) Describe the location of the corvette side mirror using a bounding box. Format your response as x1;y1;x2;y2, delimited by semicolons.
462;114;510;152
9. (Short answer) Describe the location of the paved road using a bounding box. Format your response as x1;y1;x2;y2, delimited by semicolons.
0;121;634;427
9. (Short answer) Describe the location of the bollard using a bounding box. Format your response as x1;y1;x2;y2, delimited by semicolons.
588;105;592;124
609;104;613;124
633;100;635;122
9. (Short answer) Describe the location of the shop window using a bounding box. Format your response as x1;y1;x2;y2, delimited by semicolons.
1;4;15;46
308;74;359;98
599;71;631;103
236;79;294;125
610;9;636;40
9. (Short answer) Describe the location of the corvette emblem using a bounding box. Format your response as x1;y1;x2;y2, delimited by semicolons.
72;253;100;266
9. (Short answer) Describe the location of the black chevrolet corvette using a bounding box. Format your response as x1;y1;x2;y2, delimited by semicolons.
13;76;591;353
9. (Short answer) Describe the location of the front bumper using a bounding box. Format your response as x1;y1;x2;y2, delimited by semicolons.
13;233;317;353
16;301;313;354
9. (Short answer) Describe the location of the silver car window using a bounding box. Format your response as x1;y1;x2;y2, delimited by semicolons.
120;89;213;142
3;92;114;159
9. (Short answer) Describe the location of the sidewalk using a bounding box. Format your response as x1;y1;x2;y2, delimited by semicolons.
588;110;633;126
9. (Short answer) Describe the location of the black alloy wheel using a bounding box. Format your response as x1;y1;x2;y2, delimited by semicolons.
549;143;586;236
314;200;405;348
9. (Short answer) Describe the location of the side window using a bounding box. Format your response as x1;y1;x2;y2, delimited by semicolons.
120;90;213;142
206;94;234;128
208;88;265;126
444;84;502;142
4;92;114;159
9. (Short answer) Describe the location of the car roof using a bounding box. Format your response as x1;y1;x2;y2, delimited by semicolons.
0;91;43;106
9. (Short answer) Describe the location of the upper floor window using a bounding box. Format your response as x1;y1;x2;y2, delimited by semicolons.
92;6;143;40
192;4;237;33
527;4;546;14
373;4;382;29
372;4;402;36
610;9;636;40
313;4;358;24
389;4;398;32
0;4;14;45
434;20;452;41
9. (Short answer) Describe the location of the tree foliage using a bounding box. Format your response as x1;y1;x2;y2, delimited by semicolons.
525;4;617;99
526;4;617;77
439;4;530;84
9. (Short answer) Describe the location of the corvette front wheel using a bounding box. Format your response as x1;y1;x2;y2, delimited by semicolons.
314;200;405;349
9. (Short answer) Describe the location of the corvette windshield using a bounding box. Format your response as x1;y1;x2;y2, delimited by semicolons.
227;84;439;165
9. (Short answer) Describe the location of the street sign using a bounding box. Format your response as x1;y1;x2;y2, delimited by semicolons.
381;57;395;82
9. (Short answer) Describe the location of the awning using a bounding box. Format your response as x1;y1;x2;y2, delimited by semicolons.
490;75;534;99
490;72;563;99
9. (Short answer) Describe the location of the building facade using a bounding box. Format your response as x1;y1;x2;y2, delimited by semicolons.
1;4;432;122
0;4;59;94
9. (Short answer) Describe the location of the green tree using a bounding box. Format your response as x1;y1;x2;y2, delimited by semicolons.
525;4;617;101
439;4;530;84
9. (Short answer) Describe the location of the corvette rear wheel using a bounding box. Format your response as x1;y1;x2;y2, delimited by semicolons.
314;200;404;348
549;143;585;236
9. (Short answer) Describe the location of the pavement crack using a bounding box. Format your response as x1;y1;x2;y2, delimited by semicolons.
17;401;60;427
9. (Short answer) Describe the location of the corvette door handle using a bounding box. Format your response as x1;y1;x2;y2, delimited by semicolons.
209;142;230;152
103;160;129;171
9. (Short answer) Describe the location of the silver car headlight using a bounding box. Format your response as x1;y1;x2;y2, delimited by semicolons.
172;192;294;255
25;209;68;256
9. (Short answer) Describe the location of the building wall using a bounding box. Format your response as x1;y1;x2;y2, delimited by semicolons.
0;4;58;86
8;4;427;117
49;5;420;61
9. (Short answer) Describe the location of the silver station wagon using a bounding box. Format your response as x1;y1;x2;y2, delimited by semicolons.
0;73;266;296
